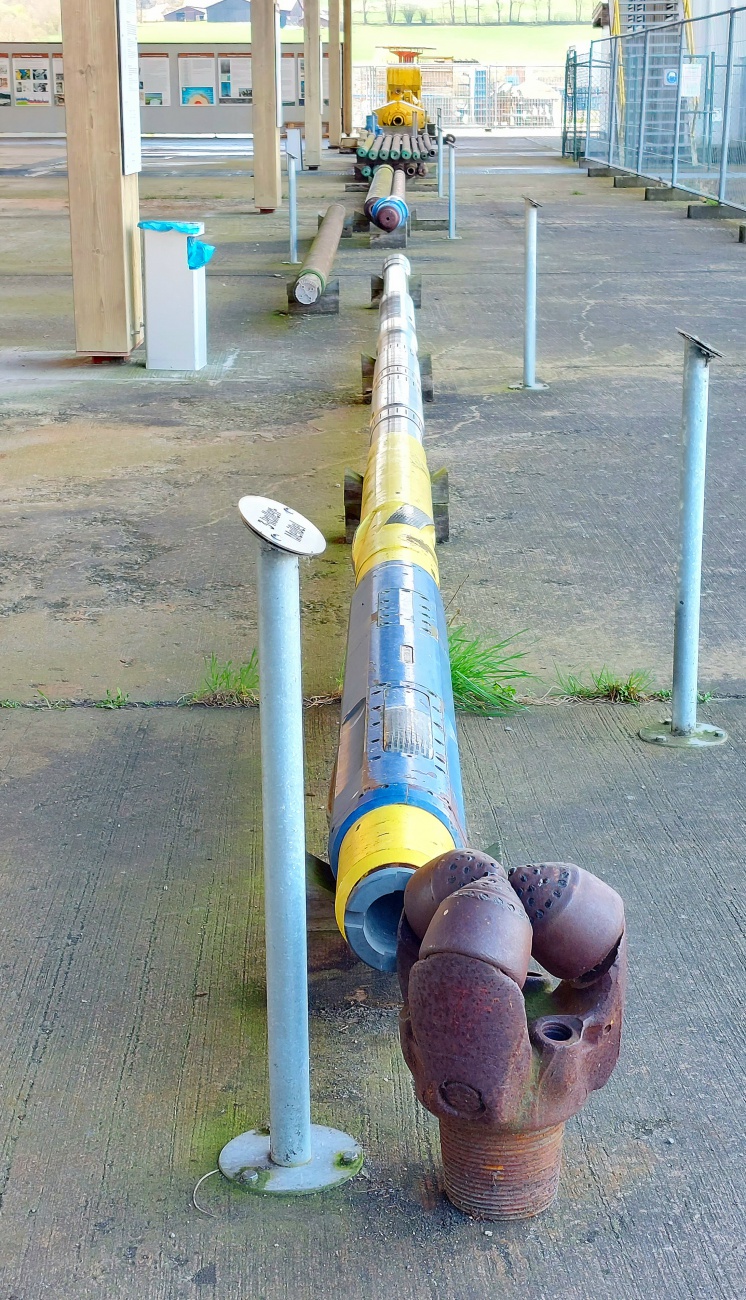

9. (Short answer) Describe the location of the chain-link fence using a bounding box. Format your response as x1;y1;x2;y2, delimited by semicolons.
353;63;565;132
582;6;746;211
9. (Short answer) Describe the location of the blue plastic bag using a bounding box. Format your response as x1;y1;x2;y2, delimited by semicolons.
137;220;215;269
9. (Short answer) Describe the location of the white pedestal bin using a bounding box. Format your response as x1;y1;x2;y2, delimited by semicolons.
138;221;212;371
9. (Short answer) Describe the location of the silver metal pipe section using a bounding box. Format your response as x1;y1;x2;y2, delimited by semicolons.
447;140;456;239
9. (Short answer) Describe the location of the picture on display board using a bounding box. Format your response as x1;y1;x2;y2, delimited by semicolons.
218;55;252;104
0;56;10;108
281;53;296;106
140;54;171;107
179;54;216;106
13;57;51;105
53;55;63;106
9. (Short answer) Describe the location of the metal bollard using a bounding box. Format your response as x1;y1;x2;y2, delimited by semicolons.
447;137;457;239
640;334;727;748
218;497;363;1194
437;111;444;198
287;152;300;265
510;198;547;391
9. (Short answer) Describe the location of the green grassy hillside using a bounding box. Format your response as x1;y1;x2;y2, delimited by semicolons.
137;22;592;66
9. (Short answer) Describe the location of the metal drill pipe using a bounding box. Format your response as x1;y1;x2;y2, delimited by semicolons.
368;133;383;162
371;167;408;232
357;131;375;158
401;133;412;160
390;133;402;161
329;255;466;970
293;202;346;304
364;164;393;219
378;133;392;161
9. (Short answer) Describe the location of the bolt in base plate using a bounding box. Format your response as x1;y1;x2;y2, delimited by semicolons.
639;720;728;747
218;1125;363;1194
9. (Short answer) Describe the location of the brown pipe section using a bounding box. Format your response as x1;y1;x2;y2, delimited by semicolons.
293;202;346;304
364;164;393;219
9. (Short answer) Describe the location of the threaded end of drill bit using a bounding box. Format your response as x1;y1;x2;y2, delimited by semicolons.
438;1120;565;1220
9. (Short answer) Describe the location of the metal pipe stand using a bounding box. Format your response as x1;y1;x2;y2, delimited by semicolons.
218;496;362;1194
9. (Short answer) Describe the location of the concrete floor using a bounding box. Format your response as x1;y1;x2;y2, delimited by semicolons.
0;136;744;1299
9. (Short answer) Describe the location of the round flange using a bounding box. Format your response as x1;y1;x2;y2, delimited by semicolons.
238;496;326;557
218;1125;363;1195
639;720;727;748
508;381;549;391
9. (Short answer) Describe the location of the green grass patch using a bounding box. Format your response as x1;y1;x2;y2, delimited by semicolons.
555;667;654;704
190;652;259;707
448;625;531;715
95;688;129;710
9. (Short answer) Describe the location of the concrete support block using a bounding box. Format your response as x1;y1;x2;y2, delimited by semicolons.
370;224;408;249
586;164;624;178
645;186;693;201
739;224;746;242
410;208;449;231
687;202;744;220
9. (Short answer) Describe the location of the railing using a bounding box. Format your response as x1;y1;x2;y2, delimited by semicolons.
354;64;566;132
580;7;746;211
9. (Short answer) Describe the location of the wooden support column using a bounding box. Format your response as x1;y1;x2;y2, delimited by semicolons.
327;0;342;148
304;0;322;169
253;0;282;212
60;0;143;357
342;0;353;137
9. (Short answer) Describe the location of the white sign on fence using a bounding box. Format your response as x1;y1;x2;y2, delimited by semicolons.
681;63;702;99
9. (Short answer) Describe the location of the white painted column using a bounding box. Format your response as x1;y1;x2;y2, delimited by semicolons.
327;0;341;148
304;0;322;169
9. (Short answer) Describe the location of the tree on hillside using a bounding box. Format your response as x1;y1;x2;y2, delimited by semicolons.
0;0;60;38
508;0;524;20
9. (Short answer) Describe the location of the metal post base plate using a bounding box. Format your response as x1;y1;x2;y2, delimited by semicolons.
639;720;728;747
508;381;549;391
218;1125;363;1194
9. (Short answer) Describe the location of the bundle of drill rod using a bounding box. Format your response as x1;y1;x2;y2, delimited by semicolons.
357;131;437;165
364;165;408;233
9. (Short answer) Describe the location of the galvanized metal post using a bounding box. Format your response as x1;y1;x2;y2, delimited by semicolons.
510;199;546;391
288;152;299;264
718;8;736;203
584;45;594;160
218;498;363;1193
437;109;444;198
608;36;619;168
447;140;457;239
637;30;650;175
640;334;726;749
671;24;685;189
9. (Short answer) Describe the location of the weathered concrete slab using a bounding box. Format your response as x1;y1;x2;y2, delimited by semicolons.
645;186;694;201
0;702;743;1299
687;202;744;220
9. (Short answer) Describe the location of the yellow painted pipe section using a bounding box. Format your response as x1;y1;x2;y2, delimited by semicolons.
352;513;438;584
335;804;456;934
360;431;432;519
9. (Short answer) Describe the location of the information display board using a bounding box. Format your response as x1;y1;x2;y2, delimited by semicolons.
117;0;142;175
13;55;51;105
0;55;10;108
281;52;296;106
52;53;64;105
139;53;171;106
218;55;251;103
179;53;216;106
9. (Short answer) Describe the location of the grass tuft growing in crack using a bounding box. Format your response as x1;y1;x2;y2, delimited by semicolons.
555;667;654;704
448;625;532;716
190;652;259;707
95;688;129;710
